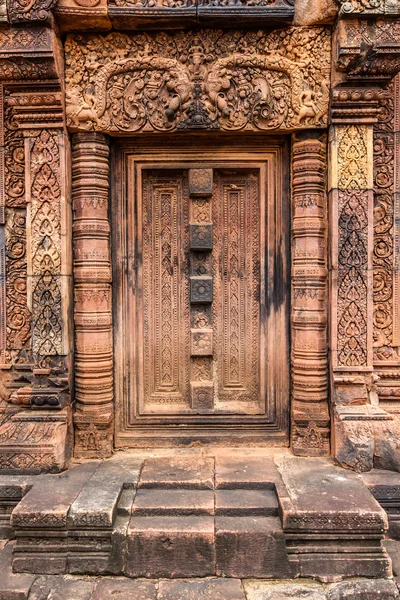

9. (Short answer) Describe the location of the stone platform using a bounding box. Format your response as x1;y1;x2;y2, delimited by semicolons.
0;449;398;594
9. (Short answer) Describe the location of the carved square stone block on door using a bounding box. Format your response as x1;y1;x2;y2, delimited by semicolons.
191;329;213;356
191;382;214;410
189;169;213;197
190;224;213;251
190;276;213;303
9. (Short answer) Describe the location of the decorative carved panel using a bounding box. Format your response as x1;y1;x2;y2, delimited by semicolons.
113;142;290;446
65;28;331;134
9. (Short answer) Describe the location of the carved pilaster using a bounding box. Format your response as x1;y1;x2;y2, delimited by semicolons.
72;132;113;458
329;122;394;471
291;132;330;456
0;88;72;472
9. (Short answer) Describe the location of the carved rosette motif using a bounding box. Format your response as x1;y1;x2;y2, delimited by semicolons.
72;133;113;458
64;27;331;134
291;134;329;456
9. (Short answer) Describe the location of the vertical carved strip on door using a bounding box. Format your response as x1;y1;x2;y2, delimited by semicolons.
213;172;262;414
141;171;190;412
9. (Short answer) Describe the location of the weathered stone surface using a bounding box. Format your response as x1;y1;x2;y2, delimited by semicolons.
374;419;400;473
158;578;246;600
91;577;157;600
385;540;400;578
133;489;214;516
276;457;391;581
294;0;338;25
0;476;31;539
11;462;99;530
0;543;35;600
215;516;290;578
276;457;387;532
243;579;327;600
28;575;94;600
215;490;278;516
362;469;400;539
215;458;278;489
327;579;400;599
139;458;214;490
68;457;142;529
125;516;215;577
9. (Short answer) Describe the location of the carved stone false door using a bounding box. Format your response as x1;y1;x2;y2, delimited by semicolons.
115;146;290;446
139;167;263;416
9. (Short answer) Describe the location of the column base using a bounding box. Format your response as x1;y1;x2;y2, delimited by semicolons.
0;407;72;473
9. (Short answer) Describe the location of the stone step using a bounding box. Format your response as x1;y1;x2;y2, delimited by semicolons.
68;456;142;530
138;457;214;490
215;457;279;489
126;515;215;578
132;489;215;516
215;516;290;578
12;462;99;531
215;489;279;516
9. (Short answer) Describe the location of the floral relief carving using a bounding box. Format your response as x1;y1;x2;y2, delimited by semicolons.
336;125;370;368
30;130;62;357
373;82;395;359
65;27;331;134
2;103;31;365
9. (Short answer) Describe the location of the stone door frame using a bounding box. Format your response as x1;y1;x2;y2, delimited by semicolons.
71;130;330;458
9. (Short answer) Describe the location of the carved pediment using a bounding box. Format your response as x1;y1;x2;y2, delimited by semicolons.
64;28;331;134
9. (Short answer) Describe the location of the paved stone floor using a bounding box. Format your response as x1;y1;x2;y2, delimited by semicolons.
1;448;400;598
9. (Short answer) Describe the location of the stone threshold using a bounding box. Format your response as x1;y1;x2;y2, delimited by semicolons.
0;450;396;583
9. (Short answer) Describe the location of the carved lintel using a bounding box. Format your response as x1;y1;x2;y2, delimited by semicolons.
65;28;331;134
338;0;400;17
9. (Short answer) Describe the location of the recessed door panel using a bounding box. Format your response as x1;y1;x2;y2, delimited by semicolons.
113;141;290;446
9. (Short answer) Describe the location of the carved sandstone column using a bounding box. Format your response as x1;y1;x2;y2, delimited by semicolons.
291;132;330;456
72;133;113;458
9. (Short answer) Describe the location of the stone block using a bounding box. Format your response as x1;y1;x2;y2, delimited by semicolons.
276;457;387;533
158;578;246;599
189;169;213;196
12;462;99;530
0;542;35;600
139;458;214;490
190;276;213;303
243;579;327;600
374;418;400;472
68;457;141;529
109;514;129;575
12;553;68;575
0;476;31;539
215;457;279;489
125;516;215;577
215;516;290;578
132;489;214;516
215;489;278;516
293;0;338;25
362;469;400;540
327;579;399;599
190;382;214;410
0;409;73;474
28;575;94;600
92;578;157;600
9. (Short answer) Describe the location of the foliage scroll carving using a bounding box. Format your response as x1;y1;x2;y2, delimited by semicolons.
65;27;331;134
